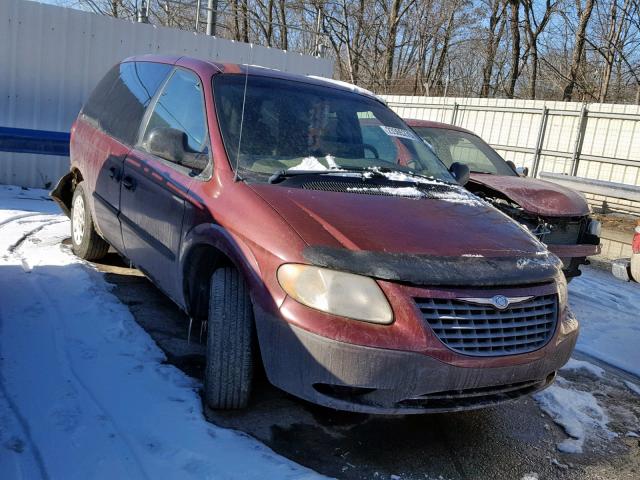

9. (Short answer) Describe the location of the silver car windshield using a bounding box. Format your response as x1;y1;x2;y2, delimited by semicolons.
213;73;454;183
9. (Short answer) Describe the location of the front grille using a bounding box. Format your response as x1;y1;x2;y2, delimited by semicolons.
541;221;582;245
416;294;558;356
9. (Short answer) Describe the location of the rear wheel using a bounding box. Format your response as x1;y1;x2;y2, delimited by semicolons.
70;182;110;260
203;266;255;409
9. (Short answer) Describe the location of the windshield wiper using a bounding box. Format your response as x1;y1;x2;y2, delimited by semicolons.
268;167;385;184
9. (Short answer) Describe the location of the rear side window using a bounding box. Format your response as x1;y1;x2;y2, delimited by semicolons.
82;62;172;145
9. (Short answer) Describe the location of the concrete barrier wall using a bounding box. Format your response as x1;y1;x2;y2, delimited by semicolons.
0;0;333;188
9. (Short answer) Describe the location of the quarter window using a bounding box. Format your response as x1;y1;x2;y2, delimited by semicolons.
144;69;208;155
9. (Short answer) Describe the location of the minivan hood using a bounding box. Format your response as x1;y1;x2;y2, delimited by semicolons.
469;173;589;217
250;183;545;258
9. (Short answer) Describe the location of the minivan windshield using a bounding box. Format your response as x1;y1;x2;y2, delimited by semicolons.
413;127;516;176
213;74;454;183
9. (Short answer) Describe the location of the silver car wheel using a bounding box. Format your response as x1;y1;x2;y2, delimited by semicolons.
72;193;85;246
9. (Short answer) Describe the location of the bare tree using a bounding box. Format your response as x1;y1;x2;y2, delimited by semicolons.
563;0;595;101
480;0;508;97
66;0;639;102
522;0;557;99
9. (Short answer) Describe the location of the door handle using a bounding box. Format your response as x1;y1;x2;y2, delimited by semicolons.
122;176;137;191
109;166;119;180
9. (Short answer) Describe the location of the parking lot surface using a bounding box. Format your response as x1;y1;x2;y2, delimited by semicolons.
95;252;640;480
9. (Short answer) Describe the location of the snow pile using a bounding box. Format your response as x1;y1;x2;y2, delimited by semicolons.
289;156;335;171
520;474;539;480
427;189;486;207
534;378;616;453
0;185;321;479
624;380;640;396
346;185;425;198
283;162;486;205
569;266;640;376
560;359;605;378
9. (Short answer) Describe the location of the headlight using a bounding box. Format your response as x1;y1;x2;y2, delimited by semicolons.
588;219;601;237
556;274;568;310
277;264;393;324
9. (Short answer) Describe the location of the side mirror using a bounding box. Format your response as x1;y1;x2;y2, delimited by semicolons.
449;162;470;186
145;127;208;173
145;127;187;164
506;160;517;172
516;166;529;177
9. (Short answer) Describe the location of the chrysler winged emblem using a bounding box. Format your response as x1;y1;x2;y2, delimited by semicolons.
490;295;510;310
458;295;533;310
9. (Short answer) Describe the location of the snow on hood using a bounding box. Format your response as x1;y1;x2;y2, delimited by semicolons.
284;162;485;205
470;173;590;217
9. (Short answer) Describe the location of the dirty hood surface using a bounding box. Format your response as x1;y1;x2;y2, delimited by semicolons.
469;173;589;217
250;183;545;258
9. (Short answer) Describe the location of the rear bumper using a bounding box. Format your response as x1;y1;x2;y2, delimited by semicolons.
256;307;578;414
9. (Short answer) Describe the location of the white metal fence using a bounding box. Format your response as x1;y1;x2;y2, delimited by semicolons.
382;95;640;215
0;0;333;188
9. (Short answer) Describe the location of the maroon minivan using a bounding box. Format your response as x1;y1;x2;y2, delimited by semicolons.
52;55;578;414
405;119;601;280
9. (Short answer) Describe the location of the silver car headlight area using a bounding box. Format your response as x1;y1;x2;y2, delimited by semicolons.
588;219;601;237
277;264;394;324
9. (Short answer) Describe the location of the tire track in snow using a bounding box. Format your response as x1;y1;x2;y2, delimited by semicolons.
0;212;43;230
8;219;66;254
9;221;151;480
0;329;51;480
0;217;60;480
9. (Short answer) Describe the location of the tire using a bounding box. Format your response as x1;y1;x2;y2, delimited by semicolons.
70;182;110;261
204;266;255;409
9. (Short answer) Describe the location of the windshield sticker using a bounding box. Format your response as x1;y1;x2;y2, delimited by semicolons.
380;126;419;141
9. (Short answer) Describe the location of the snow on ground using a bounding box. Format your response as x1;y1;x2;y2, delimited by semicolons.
0;185;321;479
624;380;640;396
534;267;640;454
560;359;605;378
1;184;639;475
569;266;640;377
534;378;617;454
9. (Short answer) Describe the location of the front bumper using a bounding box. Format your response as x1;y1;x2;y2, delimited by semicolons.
256;306;578;414
547;243;601;259
548;243;601;278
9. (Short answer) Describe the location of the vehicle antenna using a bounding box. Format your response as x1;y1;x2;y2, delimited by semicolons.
234;45;252;182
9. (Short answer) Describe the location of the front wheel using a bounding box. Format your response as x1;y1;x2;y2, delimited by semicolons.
70;183;110;260
203;266;255;409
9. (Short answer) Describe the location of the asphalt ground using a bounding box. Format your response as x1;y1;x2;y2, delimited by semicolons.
93;251;640;480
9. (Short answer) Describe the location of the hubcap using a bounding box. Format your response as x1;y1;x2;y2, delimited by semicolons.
72;194;85;245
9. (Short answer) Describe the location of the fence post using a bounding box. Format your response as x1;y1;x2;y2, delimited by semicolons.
450;102;460;125
570;104;589;177
531;106;549;178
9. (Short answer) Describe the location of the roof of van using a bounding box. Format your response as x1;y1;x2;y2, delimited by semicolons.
122;54;382;102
